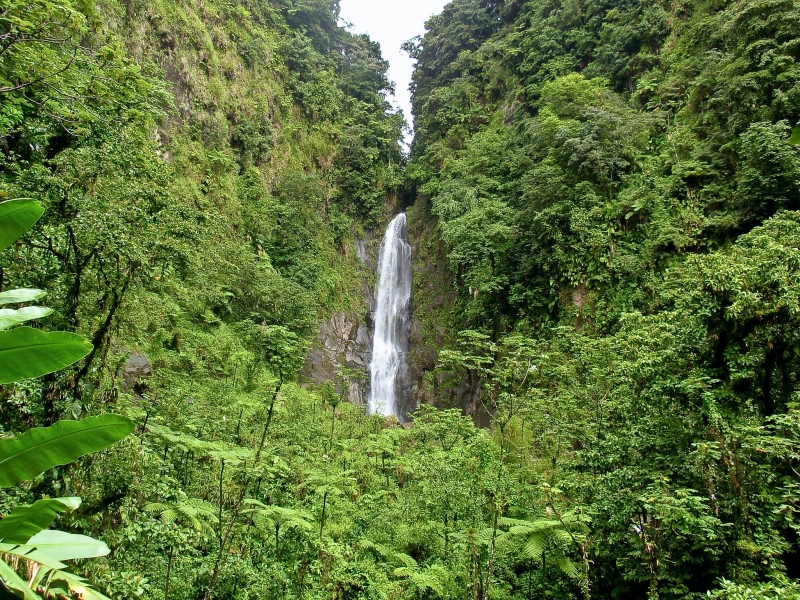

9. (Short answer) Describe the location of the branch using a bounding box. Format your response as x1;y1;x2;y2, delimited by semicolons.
26;240;66;262
0;48;79;94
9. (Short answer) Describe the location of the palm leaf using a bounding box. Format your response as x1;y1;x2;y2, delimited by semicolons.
0;327;92;384
37;568;111;600
0;415;134;487
0;199;44;253
0;289;46;306
0;307;53;330
0;558;38;600
0;543;68;570
26;530;109;560
0;497;80;544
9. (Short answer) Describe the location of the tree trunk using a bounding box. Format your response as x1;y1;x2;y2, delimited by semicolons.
528;558;533;600
257;378;282;460
484;511;498;600
164;546;174;600
330;405;336;446
472;542;481;600
204;487;247;600
542;552;546;600
76;273;133;388
319;491;328;538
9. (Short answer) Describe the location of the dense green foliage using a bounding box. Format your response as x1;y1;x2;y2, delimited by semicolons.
406;0;800;597
2;0;800;598
0;198;132;599
0;0;407;597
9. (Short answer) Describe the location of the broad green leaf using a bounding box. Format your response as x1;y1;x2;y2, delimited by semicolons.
790;124;800;145
0;289;46;306
40;568;111;600
26;530;109;560
0;306;53;330
0;498;80;544
0;557;38;600
0;415;135;487
0;200;44;253
0;327;92;384
0;543;68;570
554;557;581;579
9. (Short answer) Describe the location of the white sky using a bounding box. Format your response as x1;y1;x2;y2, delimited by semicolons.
338;0;450;145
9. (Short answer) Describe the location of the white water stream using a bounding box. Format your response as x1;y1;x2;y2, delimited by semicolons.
367;213;412;417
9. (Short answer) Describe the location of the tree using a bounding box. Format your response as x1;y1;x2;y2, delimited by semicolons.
500;505;589;600
242;500;312;560
145;497;218;600
303;465;357;538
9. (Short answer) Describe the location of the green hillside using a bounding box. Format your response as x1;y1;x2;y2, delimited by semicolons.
0;0;799;598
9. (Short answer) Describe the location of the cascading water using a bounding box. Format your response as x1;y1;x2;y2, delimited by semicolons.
367;213;412;417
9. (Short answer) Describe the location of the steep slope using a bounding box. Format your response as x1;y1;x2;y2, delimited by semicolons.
0;0;405;596
1;0;403;413
406;0;800;595
3;0;800;598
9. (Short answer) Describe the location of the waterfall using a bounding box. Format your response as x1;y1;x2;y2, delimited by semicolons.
368;213;412;417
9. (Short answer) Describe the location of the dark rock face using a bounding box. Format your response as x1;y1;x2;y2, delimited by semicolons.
405;200;490;426
305;311;372;405
304;234;376;405
121;351;152;395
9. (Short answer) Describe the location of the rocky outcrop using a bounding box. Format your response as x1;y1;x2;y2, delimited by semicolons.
304;233;377;405
305;311;372;404
120;351;152;396
305;199;484;423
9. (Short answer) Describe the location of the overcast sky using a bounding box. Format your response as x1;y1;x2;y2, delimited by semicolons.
338;0;449;145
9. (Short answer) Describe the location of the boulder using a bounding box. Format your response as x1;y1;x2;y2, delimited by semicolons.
121;351;152;394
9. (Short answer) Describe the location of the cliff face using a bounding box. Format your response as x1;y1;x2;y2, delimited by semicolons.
305;199;481;423
305;311;372;404
406;200;488;425
304;233;377;405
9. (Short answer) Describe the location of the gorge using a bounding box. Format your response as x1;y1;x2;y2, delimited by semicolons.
1;0;800;598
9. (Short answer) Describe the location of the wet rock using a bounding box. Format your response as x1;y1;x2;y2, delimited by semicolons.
305;232;380;407
121;351;152;395
405;200;490;426
382;415;401;429
304;312;371;405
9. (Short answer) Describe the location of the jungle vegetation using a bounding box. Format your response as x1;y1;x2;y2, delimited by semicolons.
0;0;799;598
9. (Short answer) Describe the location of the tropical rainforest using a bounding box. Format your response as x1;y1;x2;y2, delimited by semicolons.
1;0;800;598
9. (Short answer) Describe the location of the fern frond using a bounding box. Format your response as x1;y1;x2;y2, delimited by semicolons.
475;527;496;546
554;557;581;579
521;533;546;560
393;551;418;568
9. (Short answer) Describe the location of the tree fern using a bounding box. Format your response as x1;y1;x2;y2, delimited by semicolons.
145;498;218;534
